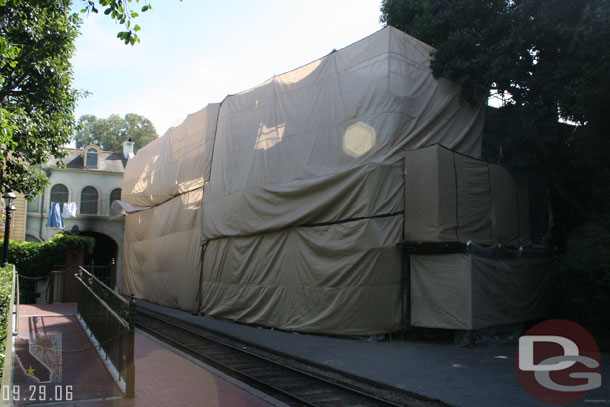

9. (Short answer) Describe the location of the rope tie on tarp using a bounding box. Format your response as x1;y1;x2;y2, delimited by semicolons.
452;151;460;241
486;163;494;243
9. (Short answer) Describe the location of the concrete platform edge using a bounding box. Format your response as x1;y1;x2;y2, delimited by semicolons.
136;300;445;405
136;329;289;407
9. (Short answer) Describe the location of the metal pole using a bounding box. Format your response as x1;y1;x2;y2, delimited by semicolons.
125;293;136;398
2;201;15;267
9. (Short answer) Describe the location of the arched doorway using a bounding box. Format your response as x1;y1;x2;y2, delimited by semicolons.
80;231;118;287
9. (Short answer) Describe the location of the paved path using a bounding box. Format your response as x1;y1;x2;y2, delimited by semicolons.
13;304;280;407
138;300;610;407
15;304;122;404
61;332;279;407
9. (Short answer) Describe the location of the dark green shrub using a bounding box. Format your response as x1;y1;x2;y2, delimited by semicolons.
553;214;610;351
0;265;14;371
1;233;94;278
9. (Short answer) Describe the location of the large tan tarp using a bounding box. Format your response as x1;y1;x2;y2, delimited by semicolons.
199;216;403;335
202;26;484;239
123;188;203;311
122;105;220;207
122;26;487;334
410;246;554;330
404;144;531;247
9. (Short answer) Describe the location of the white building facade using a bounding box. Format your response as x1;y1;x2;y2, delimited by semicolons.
25;144;131;290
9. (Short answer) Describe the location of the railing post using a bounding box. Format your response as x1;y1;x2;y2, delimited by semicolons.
125;294;135;398
75;267;135;399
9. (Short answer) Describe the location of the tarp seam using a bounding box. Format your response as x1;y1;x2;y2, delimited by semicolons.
487;163;494;243
202;161;401;205
452;151;460;241
300;210;403;228
201;210;404;242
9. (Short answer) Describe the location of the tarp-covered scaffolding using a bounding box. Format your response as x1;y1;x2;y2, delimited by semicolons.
120;26;527;335
410;244;553;330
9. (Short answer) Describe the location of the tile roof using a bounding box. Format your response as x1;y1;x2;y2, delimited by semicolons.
46;148;127;173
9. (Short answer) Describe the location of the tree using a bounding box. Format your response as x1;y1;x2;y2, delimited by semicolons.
381;0;610;349
0;0;80;200
1;0;163;200
74;113;158;152
81;0;154;45
380;0;610;221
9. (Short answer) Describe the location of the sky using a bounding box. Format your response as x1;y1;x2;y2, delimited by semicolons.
72;0;384;137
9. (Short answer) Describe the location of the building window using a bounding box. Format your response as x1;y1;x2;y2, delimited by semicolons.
50;184;69;209
28;195;40;212
86;147;98;167
81;186;98;215
109;188;121;210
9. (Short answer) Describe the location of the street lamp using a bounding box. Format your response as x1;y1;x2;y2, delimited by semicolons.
2;192;16;267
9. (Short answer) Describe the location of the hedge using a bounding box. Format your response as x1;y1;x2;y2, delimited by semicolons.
0;264;13;372
0;233;95;278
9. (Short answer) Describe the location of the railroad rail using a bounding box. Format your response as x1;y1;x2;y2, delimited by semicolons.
135;309;438;407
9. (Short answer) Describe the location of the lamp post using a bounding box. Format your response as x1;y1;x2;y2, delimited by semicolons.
2;192;16;267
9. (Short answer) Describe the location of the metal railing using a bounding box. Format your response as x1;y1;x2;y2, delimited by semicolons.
53;264;116;288
49;264;116;304
1;266;19;407
81;265;116;288
75;267;135;398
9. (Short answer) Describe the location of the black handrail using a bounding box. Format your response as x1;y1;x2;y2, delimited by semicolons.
75;267;135;398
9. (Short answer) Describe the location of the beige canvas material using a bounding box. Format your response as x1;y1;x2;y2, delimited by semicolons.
122;104;220;207
200;216;403;335
410;247;553;330
123;188;203;311
122;26;487;334
410;254;473;330
404;144;531;247
202;26;484;239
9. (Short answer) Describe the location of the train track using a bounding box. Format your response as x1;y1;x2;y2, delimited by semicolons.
135;309;437;407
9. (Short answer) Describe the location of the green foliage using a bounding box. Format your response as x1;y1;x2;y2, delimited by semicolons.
1;1;162;199
381;0;610;347
74;113;158;152
0;264;13;371
381;0;522;104
81;0;153;45
553;214;610;350
1;234;95;278
380;0;610;123
0;0;81;200
381;0;610;231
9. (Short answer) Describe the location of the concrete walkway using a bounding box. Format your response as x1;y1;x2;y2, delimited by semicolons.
138;300;610;407
58;332;280;407
15;304;122;404
13;304;281;407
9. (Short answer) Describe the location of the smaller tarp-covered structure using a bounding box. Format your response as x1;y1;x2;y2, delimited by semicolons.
410;244;554;330
403;144;554;331
404;144;530;247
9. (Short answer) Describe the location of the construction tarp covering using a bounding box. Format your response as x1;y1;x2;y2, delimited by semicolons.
199;216;402;335
410;245;554;330
123;188;203;311
404;144;531;247
202;26;484;239
122;26;486;334
121;104;220;207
